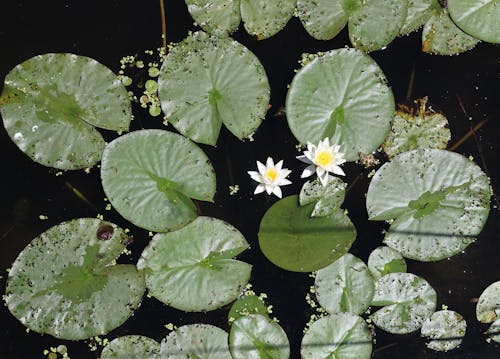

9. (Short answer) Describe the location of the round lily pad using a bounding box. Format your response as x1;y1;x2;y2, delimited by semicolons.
422;6;479;55
297;0;350;40
0;53;131;170
382;100;451;159
160;324;231;359
101;129;216;232
371;273;437;334
367;149;491;261
137;216;251;311
185;0;241;36
476;281;500;323
486;318;500;344
421;310;466;352
399;0;436;35
240;0;296;39
230;314;290;359
299;177;347;218
286;48;394;161
367;246;407;280
5;218;145;340
100;335;160;359
448;0;500;44
228;294;269;324
301;313;372;359
315;253;374;315
158;31;270;146
258;195;357;272
348;0;408;52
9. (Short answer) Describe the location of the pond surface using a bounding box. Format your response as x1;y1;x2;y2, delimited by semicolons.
0;1;499;358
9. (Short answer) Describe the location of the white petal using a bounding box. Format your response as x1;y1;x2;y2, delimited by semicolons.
266;157;274;168
307;142;315;152
297;155;312;164
257;161;266;175
279;178;292;186
265;185;273;195
332;165;346;176
248;171;263;183
275;160;283;171
254;184;266;194
272;186;282;198
316;166;326;177
301;164;316;178
318;172;329;186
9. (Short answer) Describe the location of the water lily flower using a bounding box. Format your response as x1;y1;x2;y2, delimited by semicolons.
297;138;346;186
248;157;292;198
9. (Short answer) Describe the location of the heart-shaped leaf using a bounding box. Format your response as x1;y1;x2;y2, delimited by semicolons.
367;246;407;280
100;335;160;359
448;0;500;44
421;310;466;352
299;177;347;218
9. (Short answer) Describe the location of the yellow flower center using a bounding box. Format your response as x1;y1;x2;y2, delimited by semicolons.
265;168;278;181
315;150;333;167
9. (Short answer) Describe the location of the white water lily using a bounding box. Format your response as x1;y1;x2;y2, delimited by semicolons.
248;157;292;198
297;138;346;186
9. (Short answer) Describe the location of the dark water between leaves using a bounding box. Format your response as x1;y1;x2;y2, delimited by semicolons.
1;1;500;358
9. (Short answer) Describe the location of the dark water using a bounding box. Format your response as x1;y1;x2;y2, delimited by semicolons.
1;1;500;358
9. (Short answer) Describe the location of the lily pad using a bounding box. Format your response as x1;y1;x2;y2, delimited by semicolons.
367;246;407;280
241;0;297;39
371;273;437;334
476;281;500;323
137;216;251;312
382;100;451;159
448;0;500;44
158;31;270;145
5;218;144;340
315;253;374;315
286;48;394;161
101;129;216;232
486;318;500;344
185;0;241;36
160;324;231;359
230;314;290;359
348;0;408;52
258;195;357;272
228;294;269;324
421;310;466;352
299;177;347;218
366;149;491;261
422;6;479;55
100;335;160;359
399;0;437;35
297;0;351;40
301;313;372;359
0;53;131;170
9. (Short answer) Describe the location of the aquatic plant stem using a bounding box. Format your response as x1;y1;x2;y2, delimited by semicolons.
64;181;98;212
160;0;167;50
405;63;416;101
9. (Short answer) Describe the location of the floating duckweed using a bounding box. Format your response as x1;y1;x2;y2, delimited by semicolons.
145;80;157;92
148;66;160;77
148;106;161;117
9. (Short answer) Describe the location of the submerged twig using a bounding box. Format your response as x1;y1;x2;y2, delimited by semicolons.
159;0;167;50
449;119;487;151
405;63;416;101
64;181;98;212
374;342;398;353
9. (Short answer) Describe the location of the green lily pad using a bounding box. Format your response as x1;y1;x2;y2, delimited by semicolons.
349;0;408;52
486;318;500;344
0;53;131;170
258;195;357;272
301;313;372;359
297;0;351;40
476;281;500;323
366;149;491;261
160;324;232;359
367;246;407;280
158;31;270;145
101;129;216;232
299;177;347;218
185;0;241;36
100;335;160;359
5;218;144;340
137;216;251;311
399;0;437;35
422;6;479;55
230;314;290;359
286;48;394;161
421;310;466;352
241;0;297;39
382;100;451;159
371;273;437;334
315;253;374;315
228;294;269;324
448;0;500;44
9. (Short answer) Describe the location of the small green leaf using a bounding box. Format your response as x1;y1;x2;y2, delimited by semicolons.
297;0;350;40
185;0;241;36
448;0;500;44
299;177;347;217
100;336;160;359
421;310;466;352
258;195;356;272
368;246;407;280
476;281;500;323
230;314;290;359
228;295;269;324
240;0;297;39
399;0;437;35
137;216;251;312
